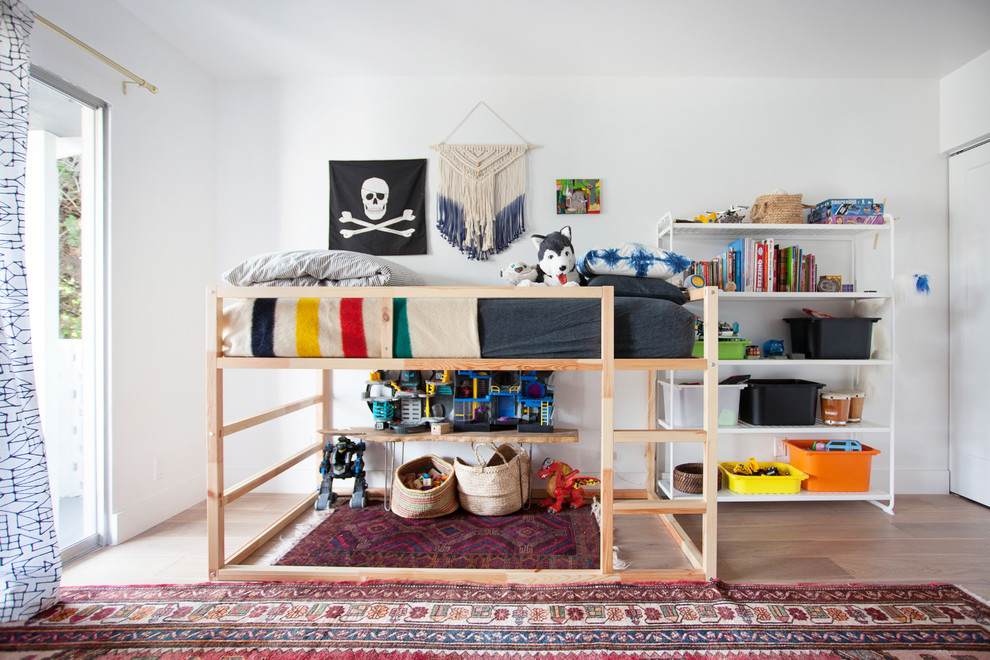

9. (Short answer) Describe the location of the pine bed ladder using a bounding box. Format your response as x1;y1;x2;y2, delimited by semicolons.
603;285;718;581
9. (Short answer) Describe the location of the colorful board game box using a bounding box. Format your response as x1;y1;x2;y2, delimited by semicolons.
811;198;885;224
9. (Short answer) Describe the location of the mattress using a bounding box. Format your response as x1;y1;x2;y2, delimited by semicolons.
478;297;695;359
222;296;695;359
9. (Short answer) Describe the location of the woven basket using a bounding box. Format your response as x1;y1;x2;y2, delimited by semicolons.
673;463;722;494
391;455;459;519
454;443;530;516
750;190;805;224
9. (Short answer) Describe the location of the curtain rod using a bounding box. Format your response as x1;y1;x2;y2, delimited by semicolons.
33;13;158;95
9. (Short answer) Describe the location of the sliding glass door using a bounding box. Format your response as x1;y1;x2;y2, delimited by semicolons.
25;69;106;562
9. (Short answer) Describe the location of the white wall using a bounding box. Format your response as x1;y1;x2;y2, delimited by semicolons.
21;2;952;549
217;76;948;496
26;0;217;542
940;49;990;153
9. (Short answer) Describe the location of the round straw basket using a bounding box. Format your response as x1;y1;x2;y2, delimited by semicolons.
750;191;805;224
391;455;459;519
454;443;530;516
673;463;721;494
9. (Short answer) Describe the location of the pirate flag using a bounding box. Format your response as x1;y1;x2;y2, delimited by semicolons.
329;159;427;255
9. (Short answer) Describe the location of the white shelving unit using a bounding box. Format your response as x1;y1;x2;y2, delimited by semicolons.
655;215;895;514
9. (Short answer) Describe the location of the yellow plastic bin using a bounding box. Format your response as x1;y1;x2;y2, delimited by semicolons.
718;461;809;494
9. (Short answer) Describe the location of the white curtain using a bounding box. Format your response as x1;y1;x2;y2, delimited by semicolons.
0;0;62;622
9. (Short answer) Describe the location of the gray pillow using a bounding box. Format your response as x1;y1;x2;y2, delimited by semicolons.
222;250;424;287
585;274;687;304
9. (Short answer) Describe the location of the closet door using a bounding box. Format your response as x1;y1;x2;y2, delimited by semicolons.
949;140;990;507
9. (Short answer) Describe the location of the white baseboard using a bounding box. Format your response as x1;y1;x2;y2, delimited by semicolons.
109;472;205;544
892;469;950;494
105;466;950;545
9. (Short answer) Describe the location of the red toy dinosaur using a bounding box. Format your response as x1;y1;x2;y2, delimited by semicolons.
537;458;600;514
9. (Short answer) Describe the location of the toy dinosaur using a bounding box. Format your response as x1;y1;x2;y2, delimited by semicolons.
537;457;600;513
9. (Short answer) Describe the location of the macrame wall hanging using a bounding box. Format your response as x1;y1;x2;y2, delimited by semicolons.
433;102;533;261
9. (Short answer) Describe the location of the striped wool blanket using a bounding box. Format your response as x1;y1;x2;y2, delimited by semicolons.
222;297;480;358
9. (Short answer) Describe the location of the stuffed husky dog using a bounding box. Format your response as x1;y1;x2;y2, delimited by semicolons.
518;226;584;287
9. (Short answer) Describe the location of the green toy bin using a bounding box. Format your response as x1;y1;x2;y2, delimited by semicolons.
692;339;750;360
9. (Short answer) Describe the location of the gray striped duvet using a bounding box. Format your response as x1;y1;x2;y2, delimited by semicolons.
222;250;425;287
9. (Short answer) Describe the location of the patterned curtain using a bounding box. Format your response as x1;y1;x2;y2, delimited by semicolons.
0;0;62;622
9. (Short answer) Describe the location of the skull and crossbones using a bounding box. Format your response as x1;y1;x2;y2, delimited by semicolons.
338;177;417;238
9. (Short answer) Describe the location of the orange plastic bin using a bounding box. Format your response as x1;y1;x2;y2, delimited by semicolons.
784;439;880;492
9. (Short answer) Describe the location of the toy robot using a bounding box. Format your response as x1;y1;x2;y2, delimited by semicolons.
316;436;368;510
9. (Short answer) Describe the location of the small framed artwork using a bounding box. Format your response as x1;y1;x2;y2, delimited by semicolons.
556;179;600;214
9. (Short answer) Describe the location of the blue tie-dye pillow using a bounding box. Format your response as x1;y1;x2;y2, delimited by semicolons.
579;243;692;280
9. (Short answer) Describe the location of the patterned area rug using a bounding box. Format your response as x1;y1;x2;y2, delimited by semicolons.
1;581;989;658
274;503;600;570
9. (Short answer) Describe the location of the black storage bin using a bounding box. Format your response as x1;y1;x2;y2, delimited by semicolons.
739;379;825;426
784;317;880;359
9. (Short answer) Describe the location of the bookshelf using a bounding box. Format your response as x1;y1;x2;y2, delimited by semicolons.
655;215;895;513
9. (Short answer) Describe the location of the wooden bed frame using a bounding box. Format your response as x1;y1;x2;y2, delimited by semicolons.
206;285;719;583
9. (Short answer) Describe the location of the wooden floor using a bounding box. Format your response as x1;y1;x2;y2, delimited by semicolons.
62;494;990;601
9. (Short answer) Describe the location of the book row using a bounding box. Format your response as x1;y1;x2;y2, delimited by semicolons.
685;239;819;293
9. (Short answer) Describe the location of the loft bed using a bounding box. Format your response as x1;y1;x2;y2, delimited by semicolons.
206;281;719;583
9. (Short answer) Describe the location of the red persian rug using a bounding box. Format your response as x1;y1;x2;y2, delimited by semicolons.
1;581;989;659
275;503;600;570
